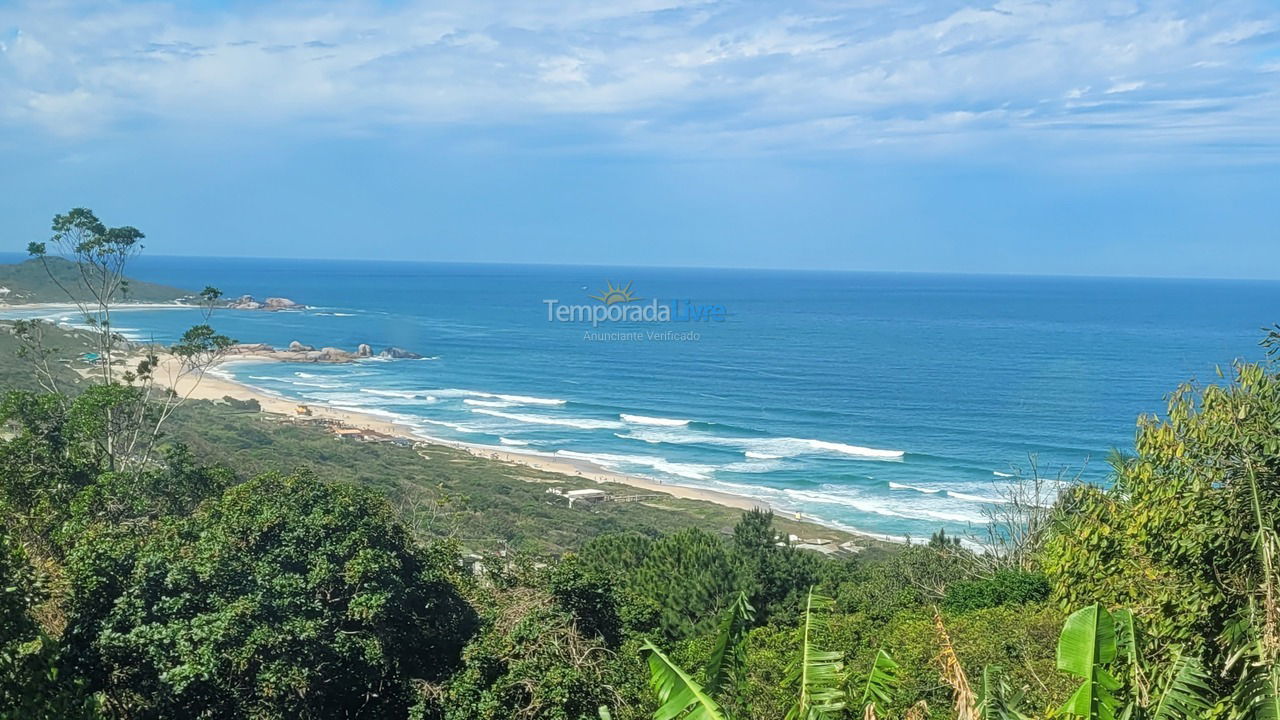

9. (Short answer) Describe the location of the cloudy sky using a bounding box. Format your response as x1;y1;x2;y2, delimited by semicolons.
1;0;1277;277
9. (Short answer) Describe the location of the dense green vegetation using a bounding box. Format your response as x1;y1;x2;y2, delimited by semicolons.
1;209;1277;719
0;257;188;305
157;401;874;557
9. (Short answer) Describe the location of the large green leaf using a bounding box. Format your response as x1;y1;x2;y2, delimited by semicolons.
785;588;846;720
642;640;730;720
1149;652;1214;720
704;590;756;699
1057;604;1123;720
1229;654;1280;720
859;649;900;711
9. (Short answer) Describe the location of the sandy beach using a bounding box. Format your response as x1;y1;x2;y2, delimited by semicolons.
0;301;196;312
147;351;781;517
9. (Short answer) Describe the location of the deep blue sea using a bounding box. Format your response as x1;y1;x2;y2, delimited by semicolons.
5;253;1277;541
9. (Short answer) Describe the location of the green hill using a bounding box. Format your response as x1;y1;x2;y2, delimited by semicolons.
0;256;191;304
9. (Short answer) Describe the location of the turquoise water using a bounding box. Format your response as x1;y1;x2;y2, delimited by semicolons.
6;254;1277;541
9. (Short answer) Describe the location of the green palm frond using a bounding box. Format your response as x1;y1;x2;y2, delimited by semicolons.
642;640;730;720
704;590;756;698
1228;651;1280;720
785;588;846;720
1148;652;1214;720
860;649;900;711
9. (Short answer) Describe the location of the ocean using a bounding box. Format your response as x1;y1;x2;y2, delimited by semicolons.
5;253;1277;541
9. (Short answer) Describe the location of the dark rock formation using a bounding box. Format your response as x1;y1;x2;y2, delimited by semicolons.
379;346;423;359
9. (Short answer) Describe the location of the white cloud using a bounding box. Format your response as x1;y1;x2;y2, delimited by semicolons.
0;0;1276;158
1105;80;1147;94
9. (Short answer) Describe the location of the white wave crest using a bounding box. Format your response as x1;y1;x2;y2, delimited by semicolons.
620;413;691;427
555;450;715;481
471;408;622;430
616;428;904;460
464;398;516;408
946;490;1004;504
498;437;528;446
783;488;985;524
888;481;942;494
428;388;566;406
412;417;479;433
360;388;420;399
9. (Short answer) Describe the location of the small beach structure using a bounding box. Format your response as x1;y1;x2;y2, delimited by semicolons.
333;428;366;440
295;404;312;416
564;488;607;507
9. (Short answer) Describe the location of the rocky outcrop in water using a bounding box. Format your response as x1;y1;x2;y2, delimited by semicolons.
227;295;305;311
224;341;424;363
379;346;423;359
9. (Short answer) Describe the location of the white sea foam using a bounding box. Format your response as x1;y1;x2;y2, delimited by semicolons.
423;388;566;406
471;408;622;430
946;490;1004;504
464;398;516;408
720;459;786;474
295;372;318;378
616;427;904;460
555;450;715;481
491;393;565;406
993;471;1014;478
782;488;986;524
888;481;942;494
620;413;691;427
289;380;343;389
498;437;528;446
413;417;480;433
361;388;420;399
329;404;413;423
744;450;781;459
802;439;904;459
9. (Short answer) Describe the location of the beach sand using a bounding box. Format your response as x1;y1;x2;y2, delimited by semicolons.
148;353;781;516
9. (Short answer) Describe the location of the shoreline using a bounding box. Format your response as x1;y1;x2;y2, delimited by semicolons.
0;301;197;312
151;353;819;525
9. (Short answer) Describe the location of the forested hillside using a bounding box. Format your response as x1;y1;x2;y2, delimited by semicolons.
0;257;189;304
2;211;1277;719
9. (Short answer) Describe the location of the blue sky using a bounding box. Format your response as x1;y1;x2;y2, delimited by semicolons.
0;0;1277;278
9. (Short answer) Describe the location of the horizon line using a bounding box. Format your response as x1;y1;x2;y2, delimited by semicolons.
1;250;1277;284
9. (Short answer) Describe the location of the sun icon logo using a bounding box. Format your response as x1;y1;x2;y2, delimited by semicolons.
589;281;642;305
